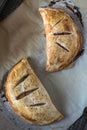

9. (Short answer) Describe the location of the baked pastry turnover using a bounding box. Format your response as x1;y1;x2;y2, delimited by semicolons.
5;58;63;125
39;7;82;72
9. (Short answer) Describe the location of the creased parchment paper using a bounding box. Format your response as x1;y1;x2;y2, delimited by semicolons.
0;0;87;130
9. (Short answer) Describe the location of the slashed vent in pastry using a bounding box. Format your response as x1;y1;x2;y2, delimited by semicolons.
5;58;63;125
39;7;83;72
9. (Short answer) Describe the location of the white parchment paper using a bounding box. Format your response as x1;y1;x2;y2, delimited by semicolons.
0;0;87;130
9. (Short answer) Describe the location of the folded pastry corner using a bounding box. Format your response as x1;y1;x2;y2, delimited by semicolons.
39;7;83;72
5;58;63;125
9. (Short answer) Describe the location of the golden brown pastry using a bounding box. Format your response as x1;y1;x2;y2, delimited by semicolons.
39;7;83;72
5;58;63;125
